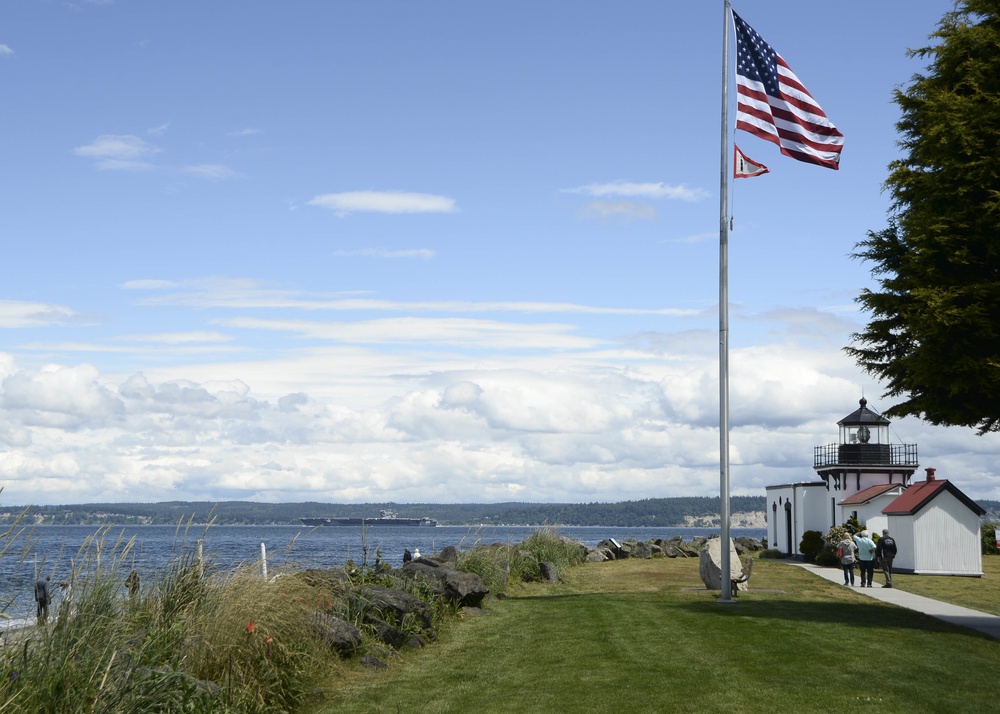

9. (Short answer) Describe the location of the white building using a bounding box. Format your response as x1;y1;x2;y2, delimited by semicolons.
765;399;985;576
882;468;985;576
766;398;917;556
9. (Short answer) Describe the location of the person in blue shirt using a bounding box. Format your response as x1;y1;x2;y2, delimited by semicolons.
853;530;878;588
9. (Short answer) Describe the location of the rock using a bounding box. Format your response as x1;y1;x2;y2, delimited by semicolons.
435;545;461;565
632;542;653;559
538;561;560;583
360;655;388;670
357;585;434;631
366;615;407;648
676;541;702;558
398;562;490;608
307;612;363;656
586;548;609;563
698;537;747;591
734;537;764;555
662;543;685;558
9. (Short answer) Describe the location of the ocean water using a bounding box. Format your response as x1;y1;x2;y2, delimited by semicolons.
2;524;766;629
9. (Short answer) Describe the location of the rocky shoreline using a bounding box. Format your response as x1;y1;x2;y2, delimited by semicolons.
301;532;766;670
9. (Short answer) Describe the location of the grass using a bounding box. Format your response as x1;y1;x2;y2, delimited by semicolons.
312;556;1000;714
0;526;347;713
856;556;1000;616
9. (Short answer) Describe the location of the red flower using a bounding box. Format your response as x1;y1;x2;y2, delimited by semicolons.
246;621;255;634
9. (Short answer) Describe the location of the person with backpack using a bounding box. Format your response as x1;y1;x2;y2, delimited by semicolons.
876;528;898;588
837;534;857;586
853;530;878;588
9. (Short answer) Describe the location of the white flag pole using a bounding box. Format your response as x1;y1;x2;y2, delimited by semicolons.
718;0;734;604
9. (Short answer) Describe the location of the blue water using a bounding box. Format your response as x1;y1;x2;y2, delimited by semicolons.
2;524;766;629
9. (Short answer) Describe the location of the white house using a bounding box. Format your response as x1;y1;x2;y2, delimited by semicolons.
881;468;985;576
765;399;986;576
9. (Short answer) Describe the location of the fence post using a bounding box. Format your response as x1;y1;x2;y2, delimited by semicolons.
261;542;267;580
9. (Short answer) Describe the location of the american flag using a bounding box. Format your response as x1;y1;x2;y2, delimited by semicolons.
733;11;844;170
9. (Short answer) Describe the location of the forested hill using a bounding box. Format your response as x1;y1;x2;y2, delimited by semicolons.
1;496;768;527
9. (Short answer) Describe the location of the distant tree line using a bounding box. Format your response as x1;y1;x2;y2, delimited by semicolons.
1;496;769;527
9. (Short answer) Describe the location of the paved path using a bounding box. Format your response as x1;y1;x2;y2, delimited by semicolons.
787;560;1000;640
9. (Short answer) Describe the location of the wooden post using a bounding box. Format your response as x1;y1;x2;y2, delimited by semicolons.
197;539;204;579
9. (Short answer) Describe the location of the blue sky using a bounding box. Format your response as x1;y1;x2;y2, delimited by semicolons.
3;0;996;507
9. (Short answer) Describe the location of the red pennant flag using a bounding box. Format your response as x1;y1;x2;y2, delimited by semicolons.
734;145;770;179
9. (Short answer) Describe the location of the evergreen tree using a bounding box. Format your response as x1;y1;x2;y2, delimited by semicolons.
848;1;1000;433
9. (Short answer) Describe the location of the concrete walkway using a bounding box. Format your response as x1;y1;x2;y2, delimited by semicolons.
787;560;1000;640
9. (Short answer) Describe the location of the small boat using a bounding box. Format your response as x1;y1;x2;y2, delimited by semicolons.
301;509;438;527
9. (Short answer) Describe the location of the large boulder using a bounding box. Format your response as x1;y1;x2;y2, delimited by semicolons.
307;612;363;656
398;562;490;608
734;536;764;555
357;585;434;631
538;562;560;583
585;548;611;563
632;542;653;559
698;537;747;591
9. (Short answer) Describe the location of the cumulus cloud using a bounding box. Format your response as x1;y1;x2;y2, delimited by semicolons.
0;290;998;505
73;134;160;170
307;191;457;215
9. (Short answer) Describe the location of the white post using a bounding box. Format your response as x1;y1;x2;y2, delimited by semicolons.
718;0;734;604
197;539;204;580
260;542;268;580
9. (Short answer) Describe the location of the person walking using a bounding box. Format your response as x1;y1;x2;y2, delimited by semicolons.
876;528;898;588
837;534;857;586
854;530;878;588
34;575;51;624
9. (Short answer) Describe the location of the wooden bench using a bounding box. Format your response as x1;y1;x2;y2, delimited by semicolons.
731;558;754;597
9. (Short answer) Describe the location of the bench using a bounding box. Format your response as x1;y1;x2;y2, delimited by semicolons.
731;558;754;597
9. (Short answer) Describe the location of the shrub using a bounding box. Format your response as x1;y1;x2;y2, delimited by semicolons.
759;549;785;559
799;530;824;562
982;523;998;555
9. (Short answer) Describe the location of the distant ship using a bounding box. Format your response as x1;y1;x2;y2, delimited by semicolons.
301;509;438;527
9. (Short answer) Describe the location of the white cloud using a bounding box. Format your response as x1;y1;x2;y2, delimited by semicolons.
307;191;457;215
134;282;697;316
581;201;657;221
116;331;233;345
73;134;160;171
218;316;606;350
0;45;13;57
181;164;241;180
0;301;78;328
563;181;709;202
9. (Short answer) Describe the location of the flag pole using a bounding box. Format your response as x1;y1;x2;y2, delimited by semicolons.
718;0;734;604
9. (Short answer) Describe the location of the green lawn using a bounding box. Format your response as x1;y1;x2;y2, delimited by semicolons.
861;555;1000;615
311;556;1000;714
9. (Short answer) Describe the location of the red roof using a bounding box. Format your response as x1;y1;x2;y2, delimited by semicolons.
838;483;902;506
882;479;986;516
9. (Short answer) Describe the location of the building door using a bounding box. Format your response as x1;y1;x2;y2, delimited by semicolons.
784;501;793;557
